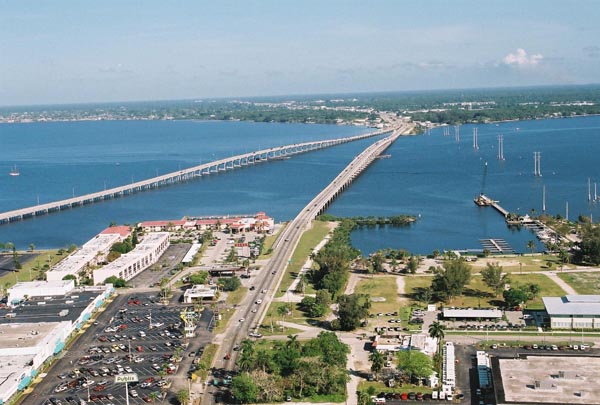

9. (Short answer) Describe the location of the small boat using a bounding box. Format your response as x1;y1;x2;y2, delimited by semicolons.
9;165;19;176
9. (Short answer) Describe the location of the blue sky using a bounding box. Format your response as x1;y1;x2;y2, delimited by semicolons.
1;0;599;106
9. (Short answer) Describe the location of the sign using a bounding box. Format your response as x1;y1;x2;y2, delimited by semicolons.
115;373;138;383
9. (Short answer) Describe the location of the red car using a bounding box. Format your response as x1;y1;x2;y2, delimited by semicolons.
93;384;106;392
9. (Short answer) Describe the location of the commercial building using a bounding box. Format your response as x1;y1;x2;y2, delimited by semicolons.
46;226;131;282
7;279;75;306
372;333;438;355
92;232;169;284
183;284;218;303
141;212;275;234
493;355;600;404
0;282;113;403
442;308;502;321
542;295;600;329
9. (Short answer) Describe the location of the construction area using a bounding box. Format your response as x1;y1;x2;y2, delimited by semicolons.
494;355;600;404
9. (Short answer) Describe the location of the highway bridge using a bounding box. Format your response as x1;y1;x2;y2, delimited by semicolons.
0;128;393;225
208;121;413;384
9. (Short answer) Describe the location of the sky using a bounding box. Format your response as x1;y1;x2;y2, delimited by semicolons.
1;0;600;106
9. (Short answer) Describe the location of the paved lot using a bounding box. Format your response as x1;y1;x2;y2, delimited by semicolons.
27;291;213;405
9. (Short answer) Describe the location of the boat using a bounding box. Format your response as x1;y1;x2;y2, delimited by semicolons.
9;165;19;176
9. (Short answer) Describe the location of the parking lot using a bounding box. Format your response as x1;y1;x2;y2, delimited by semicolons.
29;291;213;405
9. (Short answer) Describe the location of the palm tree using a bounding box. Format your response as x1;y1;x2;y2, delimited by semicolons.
28;243;35;252
148;391;160;403
358;390;372;405
176;389;189;405
428;321;445;341
255;350;273;372
369;350;385;380
527;240;536;254
286;334;301;352
277;304;289;329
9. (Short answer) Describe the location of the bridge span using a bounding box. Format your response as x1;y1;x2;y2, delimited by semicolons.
0;127;393;225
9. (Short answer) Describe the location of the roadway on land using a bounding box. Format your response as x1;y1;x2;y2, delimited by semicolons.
0;128;392;225
201;121;413;404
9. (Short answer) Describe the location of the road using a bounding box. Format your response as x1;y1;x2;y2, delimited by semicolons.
200;121;413;404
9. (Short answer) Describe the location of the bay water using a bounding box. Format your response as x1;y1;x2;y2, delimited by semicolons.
1;117;599;254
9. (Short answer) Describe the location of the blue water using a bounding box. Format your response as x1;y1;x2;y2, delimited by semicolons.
329;117;600;254
1;117;600;254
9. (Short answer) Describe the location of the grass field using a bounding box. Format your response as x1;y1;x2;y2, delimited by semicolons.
470;254;566;273
0;249;64;289
213;287;248;334
557;272;600;295
258;224;286;259
355;276;400;313
402;272;564;309
275;220;333;298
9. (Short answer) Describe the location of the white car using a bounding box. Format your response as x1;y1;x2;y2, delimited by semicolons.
239;318;245;323
129;390;139;398
255;300;262;305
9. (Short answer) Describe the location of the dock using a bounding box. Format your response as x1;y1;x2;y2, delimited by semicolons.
474;194;509;217
479;239;515;254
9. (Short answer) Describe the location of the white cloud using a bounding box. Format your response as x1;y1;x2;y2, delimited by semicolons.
503;48;543;66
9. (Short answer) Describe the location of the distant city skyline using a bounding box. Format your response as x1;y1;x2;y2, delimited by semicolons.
1;0;599;106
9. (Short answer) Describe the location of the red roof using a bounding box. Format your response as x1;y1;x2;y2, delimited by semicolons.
100;226;131;238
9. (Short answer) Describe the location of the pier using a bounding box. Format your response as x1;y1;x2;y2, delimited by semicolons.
0;127;396;225
474;194;509;217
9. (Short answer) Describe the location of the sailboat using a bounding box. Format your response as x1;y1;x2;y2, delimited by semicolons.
9;165;19;177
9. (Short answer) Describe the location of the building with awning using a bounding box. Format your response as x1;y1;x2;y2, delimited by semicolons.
442;308;502;321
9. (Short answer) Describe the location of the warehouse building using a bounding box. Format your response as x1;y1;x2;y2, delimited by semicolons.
542;295;600;329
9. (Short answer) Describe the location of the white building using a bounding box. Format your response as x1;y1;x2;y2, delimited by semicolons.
183;284;218;303
92;232;169;284
46;226;131;282
0;284;113;404
543;295;600;329
8;280;75;306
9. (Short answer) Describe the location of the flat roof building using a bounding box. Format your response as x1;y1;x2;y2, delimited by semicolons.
92;232;169;284
183;284;218;303
46;226;131;282
442;308;502;320
7;280;75;306
543;295;600;329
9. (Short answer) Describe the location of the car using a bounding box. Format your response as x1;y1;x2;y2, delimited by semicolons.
271;270;276;274
251;308;257;313
129;390;139;398
239;318;245;323
249;286;255;291
255;299;262;304
261;289;267;293
93;385;106;392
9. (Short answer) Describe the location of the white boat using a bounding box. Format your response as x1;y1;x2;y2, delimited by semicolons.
9;165;19;176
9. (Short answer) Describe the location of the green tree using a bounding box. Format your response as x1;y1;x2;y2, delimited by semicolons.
237;339;256;372
370;252;384;273
396;350;433;380
428;321;445;341
407;255;418;274
503;287;529;308
103;276;126;288
481;262;510;296
175;389;189;405
430;259;471;301
335;293;371;331
231;373;258;404
28;243;35;252
219;276;241;291
148;391;160;403
527;240;536;254
369;350;385;380
189;271;209;285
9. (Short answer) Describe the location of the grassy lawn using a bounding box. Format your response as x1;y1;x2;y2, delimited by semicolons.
258;224;287;259
0;249;64;289
557;272;600;295
213;287;248;334
470;254;565;273
509;274;565;309
403;272;564;310
262;301;319;335
275;220;332;298
196;343;218;381
356;276;400;313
